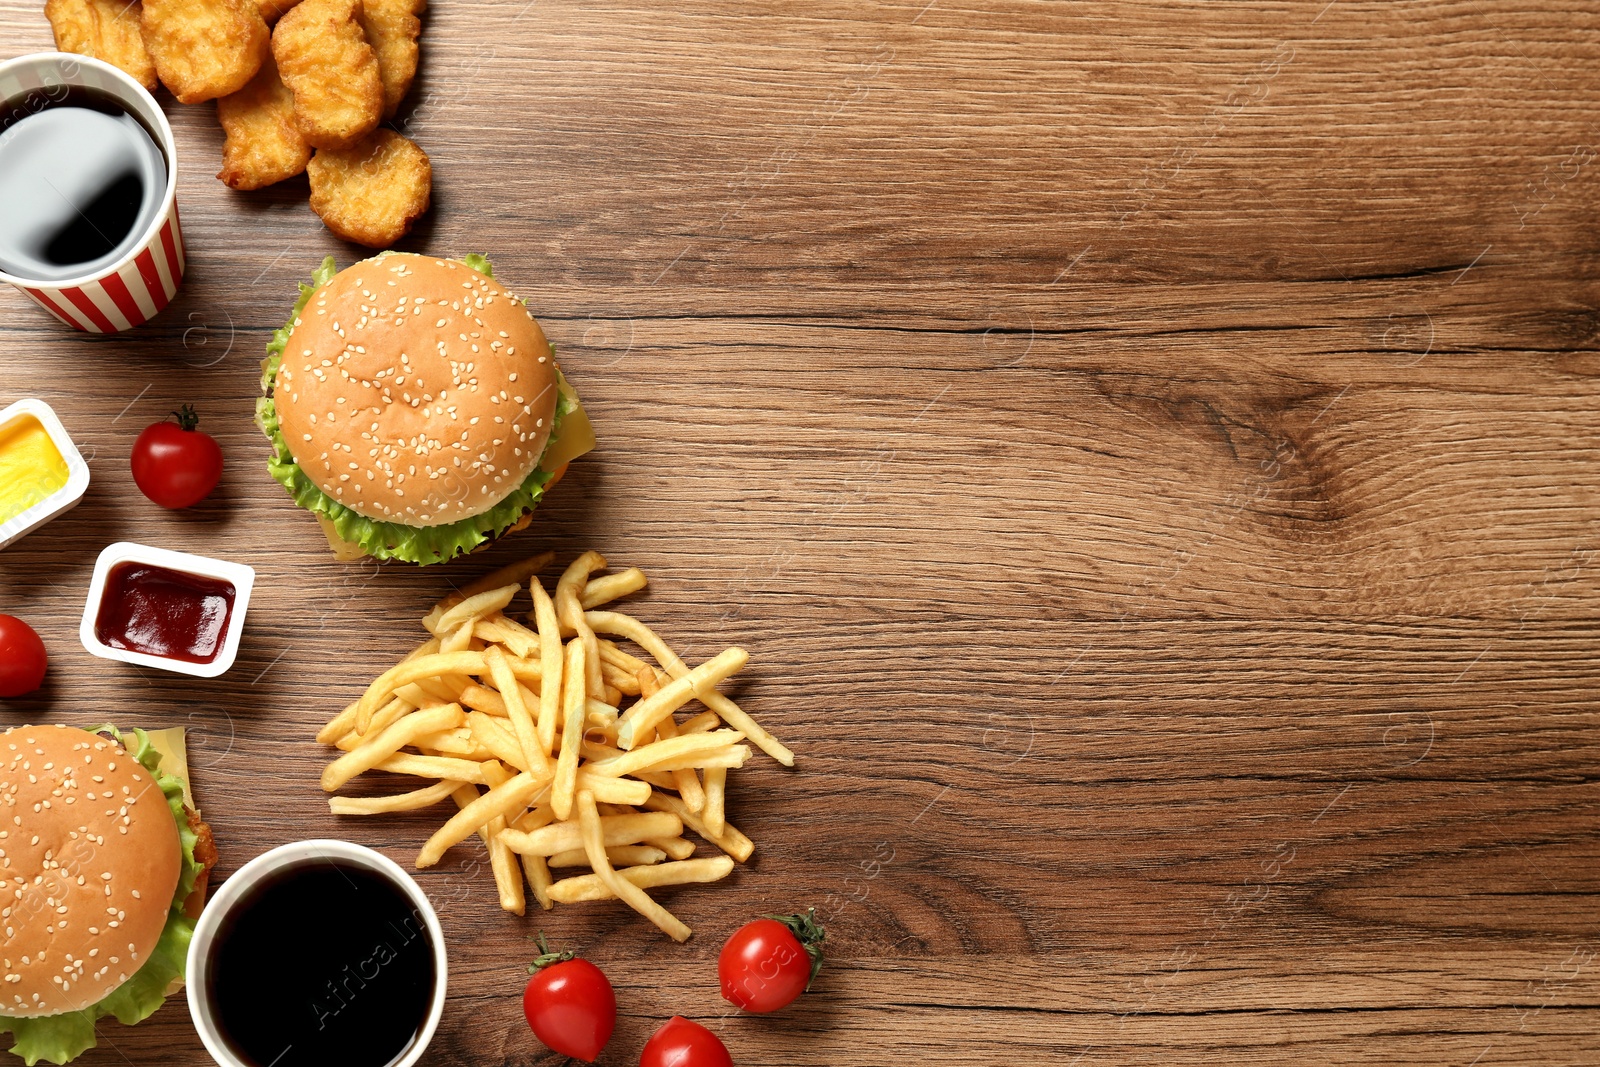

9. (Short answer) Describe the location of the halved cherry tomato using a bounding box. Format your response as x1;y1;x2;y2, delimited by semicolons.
718;910;825;1013
523;940;615;1063
0;615;47;698
130;406;223;509
639;1016;733;1067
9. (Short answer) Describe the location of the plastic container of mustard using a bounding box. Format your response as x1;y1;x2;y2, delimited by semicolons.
0;398;90;550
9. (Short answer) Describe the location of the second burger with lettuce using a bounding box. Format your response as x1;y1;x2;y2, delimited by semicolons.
0;724;218;1066
257;252;595;564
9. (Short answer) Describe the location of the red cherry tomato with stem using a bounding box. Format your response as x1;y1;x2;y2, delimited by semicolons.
130;406;223;509
522;937;615;1063
639;1016;733;1067
718;909;825;1014
0;615;47;698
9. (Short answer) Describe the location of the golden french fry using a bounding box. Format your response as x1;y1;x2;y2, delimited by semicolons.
581;568;647;610
469;711;524;769
584;699;620;740
418;768;546;868
406;636;444;660
579;740;679;791
555;552;604;635
317;699;360;745
575;771;650;806
448;777;524;915
413;727;492;759
547;844;666;868
703;767;727;837
362;685;426;733
614;648;749;750
643;836;697;861
548;857;735;904
487;644;551;776
645;791;753;863
507;654;545;686
556;552;606;698
551;638;587;820
336;698;418;750
496;616;545;658
601;661;642;696
322;704;464;791
356;651;486;722
459;550;554;601
524;859;554;910
440;617;476;653
577;791;691;941
531;579;563;755
642;748;750;774
433;582;519;635
599;639;649;676
394;682;440;708
475;618;538;658
642;667;706;813
589;611;794;766
515;805;556;833
499;811;681;857
328;778;462;814
459;682;510;717
589;732;746;779
482;762;528;915
375;752;488;784
512;807;556;910
679;710;720;735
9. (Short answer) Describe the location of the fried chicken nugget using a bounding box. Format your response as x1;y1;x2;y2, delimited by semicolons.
141;0;270;103
255;0;300;23
357;0;423;117
217;53;311;189
273;0;382;150
308;129;430;248
45;0;157;91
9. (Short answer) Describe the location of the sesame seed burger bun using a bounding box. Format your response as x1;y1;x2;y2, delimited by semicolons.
1;725;181;1018
273;253;559;528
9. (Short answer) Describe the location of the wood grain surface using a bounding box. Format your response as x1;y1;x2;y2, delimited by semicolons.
3;1;1599;1063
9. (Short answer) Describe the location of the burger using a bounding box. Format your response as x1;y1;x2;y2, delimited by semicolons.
0;725;218;1065
256;252;595;565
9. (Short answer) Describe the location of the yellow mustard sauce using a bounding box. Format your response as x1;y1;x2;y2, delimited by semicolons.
0;414;69;524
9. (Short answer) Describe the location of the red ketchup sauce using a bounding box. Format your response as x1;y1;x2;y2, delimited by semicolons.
94;562;236;664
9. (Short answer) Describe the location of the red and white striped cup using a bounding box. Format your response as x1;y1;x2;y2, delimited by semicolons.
0;52;184;332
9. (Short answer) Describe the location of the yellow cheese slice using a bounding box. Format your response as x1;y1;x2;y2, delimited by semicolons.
145;726;195;812
541;370;597;473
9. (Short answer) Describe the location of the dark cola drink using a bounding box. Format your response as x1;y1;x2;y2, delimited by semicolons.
0;85;166;281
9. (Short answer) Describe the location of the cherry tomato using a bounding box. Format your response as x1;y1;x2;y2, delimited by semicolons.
639;1016;733;1067
0;615;47;698
718;910;825;1014
130;406;223;509
523;941;615;1063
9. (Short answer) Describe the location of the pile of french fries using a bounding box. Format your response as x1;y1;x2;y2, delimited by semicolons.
315;550;794;941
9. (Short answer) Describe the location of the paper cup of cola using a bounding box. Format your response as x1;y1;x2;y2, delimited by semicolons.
0;52;184;332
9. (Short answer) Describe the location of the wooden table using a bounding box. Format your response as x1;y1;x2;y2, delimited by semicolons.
3;1;1599;1063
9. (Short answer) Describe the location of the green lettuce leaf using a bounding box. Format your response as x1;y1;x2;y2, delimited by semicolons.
0;728;202;1066
255;253;572;565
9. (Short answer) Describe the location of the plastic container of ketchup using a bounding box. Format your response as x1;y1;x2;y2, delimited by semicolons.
80;543;254;678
